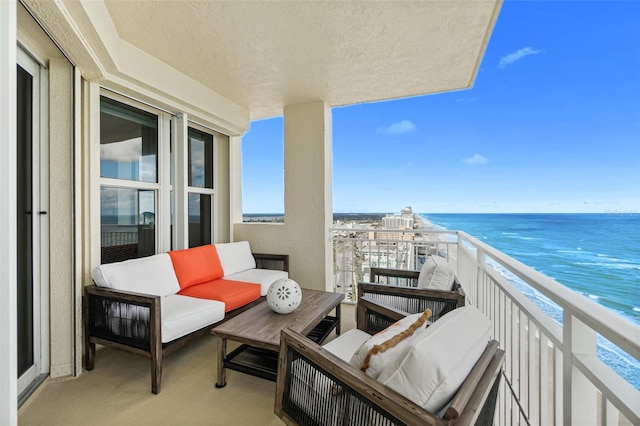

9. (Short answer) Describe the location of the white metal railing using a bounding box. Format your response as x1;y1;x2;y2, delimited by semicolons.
330;229;640;425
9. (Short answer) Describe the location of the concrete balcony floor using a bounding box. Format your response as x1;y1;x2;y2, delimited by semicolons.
19;304;356;426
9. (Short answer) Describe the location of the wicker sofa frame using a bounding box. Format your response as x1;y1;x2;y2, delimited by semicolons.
83;252;288;394
275;296;505;425
358;270;466;334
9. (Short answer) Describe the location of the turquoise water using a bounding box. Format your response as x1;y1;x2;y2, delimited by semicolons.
422;213;640;389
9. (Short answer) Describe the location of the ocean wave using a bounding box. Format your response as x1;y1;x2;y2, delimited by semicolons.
588;294;600;300
575;261;640;270
634;307;640;313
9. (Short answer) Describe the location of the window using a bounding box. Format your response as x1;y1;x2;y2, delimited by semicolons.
99;96;163;263
99;95;221;261
187;127;214;247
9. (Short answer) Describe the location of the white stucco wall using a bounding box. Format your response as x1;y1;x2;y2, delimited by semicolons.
235;101;333;291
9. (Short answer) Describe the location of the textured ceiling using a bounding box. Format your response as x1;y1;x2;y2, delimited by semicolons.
103;1;500;119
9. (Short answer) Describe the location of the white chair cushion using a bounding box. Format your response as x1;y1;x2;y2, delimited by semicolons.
322;329;372;362
417;255;455;291
92;253;180;297
349;311;430;379
377;305;492;413
215;241;257;276
161;295;225;343
226;268;288;296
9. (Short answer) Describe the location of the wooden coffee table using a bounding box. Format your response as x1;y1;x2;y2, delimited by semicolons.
212;289;344;387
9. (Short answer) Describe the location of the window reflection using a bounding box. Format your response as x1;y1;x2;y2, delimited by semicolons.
188;193;212;247
188;128;213;188
100;187;156;263
100;97;158;183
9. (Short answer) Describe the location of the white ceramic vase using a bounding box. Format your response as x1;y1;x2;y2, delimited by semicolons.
267;278;302;314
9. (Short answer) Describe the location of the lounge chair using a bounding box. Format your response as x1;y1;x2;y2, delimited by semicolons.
275;297;504;425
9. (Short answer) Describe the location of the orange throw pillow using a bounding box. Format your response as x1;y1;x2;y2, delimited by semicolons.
168;245;224;290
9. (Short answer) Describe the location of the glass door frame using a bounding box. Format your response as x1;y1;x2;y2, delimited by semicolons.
16;46;50;397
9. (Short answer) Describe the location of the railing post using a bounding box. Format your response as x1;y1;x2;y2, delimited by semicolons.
563;310;598;425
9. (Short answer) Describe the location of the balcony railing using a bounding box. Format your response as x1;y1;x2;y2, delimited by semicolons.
331;228;640;425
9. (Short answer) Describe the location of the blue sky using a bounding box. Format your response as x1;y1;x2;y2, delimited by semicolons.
242;1;640;214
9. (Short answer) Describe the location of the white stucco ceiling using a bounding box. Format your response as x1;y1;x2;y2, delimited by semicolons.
100;1;501;120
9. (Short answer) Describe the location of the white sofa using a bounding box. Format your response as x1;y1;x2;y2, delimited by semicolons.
84;241;288;393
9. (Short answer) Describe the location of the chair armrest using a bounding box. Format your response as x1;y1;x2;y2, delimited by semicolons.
252;252;289;272
359;282;463;301
84;284;161;352
356;295;408;333
445;340;504;422
369;267;420;289
370;267;420;281
357;282;465;328
275;328;439;426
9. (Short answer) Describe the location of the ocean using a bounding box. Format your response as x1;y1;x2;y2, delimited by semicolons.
422;213;640;390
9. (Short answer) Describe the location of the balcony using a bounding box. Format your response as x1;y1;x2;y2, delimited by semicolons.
332;227;640;425
17;229;639;425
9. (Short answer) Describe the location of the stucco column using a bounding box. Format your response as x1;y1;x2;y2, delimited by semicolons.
233;101;333;292
283;101;332;291
48;58;75;379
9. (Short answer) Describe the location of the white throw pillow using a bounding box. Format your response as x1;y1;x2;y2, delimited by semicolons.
417;255;454;291
349;310;431;379
215;241;257;276
377;305;492;414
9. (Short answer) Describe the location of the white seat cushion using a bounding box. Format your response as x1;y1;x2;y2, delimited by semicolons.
322;329;372;362
349;310;431;379
377;305;492;413
417;255;455;291
92;253;180;297
161;295;225;342
215;241;256;276
226;269;288;296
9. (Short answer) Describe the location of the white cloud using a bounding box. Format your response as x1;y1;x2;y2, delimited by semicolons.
100;138;141;162
462;153;488;166
380;120;416;135
498;47;542;69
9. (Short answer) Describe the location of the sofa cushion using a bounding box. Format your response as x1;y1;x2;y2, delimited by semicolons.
168;245;224;290
226;268;288;296
417;255;455;291
377;305;492;413
92;253;180;297
322;329;372;362
178;279;261;312
215;241;256;276
349;310;431;379
161;295;225;343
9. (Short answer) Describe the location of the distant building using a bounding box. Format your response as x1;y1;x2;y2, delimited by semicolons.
377;206;415;240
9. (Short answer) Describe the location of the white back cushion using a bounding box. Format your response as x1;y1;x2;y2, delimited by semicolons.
91;253;180;297
377;306;492;413
225;268;288;296
215;241;256;276
418;255;454;291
